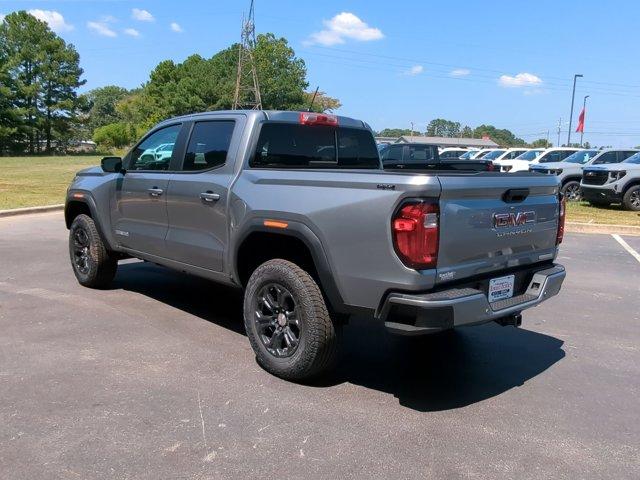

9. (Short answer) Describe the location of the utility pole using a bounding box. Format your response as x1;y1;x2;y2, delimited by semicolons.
567;73;583;145
233;0;262;110
580;95;590;146
546;130;550;145
410;122;414;137
557;118;562;146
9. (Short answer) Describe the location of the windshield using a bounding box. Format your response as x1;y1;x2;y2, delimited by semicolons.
514;150;542;161
565;150;598;164
482;150;506;160
475;150;493;158
459;150;477;159
623;152;640;164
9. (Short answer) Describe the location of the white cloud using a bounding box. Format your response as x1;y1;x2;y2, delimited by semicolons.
404;65;424;76
28;9;74;32
87;20;117;37
0;13;5;23
499;72;542;88
450;68;470;77
124;28;140;37
170;22;183;33
305;12;383;46
132;8;154;22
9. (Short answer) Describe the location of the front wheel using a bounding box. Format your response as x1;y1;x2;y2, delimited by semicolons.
623;185;640;211
561;180;582;201
243;259;340;381
69;214;117;288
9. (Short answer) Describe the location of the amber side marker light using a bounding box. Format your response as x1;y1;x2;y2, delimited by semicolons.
264;220;288;229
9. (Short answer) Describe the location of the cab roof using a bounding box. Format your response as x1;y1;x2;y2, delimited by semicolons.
155;110;371;130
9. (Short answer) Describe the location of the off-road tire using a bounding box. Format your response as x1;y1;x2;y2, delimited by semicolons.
69;214;117;288
243;259;340;381
623;185;640;211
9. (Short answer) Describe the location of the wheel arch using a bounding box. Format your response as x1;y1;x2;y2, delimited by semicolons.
64;192;115;250
623;179;640;195
561;175;582;186
233;221;348;314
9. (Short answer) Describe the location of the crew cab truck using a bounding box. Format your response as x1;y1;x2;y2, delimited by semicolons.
65;110;567;381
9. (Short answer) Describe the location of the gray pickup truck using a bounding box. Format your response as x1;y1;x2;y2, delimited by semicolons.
65;110;566;380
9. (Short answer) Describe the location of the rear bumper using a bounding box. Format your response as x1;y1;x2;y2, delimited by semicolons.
581;186;622;203
379;264;565;335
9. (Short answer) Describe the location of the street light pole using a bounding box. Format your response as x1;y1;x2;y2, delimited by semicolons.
580;95;589;146
567;74;583;145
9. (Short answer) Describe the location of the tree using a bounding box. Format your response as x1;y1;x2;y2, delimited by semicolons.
303;90;341;113
81;85;130;133
473;124;526;147
93;122;136;149
426;118;461;137
122;33;325;133
253;33;308;110
0;11;84;153
531;138;552;148
0;32;19;152
377;128;413;137
460;126;474;138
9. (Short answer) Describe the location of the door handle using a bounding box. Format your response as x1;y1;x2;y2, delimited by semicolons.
147;187;164;197
200;191;220;202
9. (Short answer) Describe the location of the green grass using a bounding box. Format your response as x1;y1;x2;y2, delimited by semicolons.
566;200;640;226
1;157;640;227
0;156;101;210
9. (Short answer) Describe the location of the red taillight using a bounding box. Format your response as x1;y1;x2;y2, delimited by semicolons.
299;112;338;126
486;161;495;172
392;201;439;269
556;195;566;245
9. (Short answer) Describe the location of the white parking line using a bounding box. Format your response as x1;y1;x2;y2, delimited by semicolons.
612;234;640;264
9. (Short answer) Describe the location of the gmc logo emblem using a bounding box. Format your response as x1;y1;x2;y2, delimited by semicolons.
493;211;536;228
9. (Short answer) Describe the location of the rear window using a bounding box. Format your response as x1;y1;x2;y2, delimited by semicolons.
250;123;380;169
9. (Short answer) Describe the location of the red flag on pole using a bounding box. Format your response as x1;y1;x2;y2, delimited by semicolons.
576;107;585;133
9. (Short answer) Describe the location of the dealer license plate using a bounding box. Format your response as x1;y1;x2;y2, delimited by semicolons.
488;275;515;303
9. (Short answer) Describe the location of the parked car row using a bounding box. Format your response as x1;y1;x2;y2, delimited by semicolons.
375;142;640;211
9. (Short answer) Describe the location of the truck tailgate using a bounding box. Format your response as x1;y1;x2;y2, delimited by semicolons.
436;174;560;284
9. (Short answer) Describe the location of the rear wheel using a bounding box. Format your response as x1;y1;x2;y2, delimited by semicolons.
561;180;582;201
623;185;640;211
243;259;340;381
69;214;117;288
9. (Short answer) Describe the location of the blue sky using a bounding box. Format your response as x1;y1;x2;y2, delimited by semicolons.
2;0;639;147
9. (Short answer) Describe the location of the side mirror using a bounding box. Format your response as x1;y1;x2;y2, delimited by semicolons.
101;156;123;173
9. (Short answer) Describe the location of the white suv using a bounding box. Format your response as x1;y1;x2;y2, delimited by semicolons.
496;148;579;173
494;149;543;172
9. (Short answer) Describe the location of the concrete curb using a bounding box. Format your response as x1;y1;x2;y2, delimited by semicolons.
0;204;64;218
566;221;640;236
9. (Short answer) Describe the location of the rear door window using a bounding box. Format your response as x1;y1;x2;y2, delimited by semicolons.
182;121;235;171
251;123;379;169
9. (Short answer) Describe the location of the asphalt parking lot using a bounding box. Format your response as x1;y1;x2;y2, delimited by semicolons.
1;212;639;479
